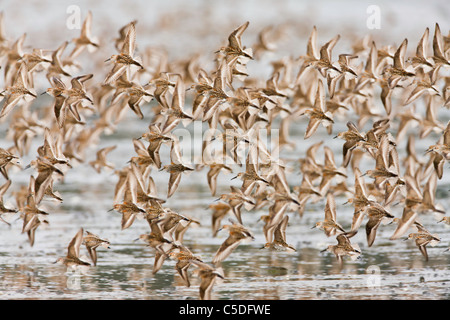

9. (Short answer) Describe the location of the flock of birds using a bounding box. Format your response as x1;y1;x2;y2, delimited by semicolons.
0;11;450;300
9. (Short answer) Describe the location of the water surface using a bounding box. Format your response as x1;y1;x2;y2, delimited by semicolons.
0;0;449;301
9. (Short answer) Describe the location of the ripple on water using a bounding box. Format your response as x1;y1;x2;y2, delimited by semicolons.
0;1;450;300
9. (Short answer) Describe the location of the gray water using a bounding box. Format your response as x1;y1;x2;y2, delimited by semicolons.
1;115;449;300
0;0;450;300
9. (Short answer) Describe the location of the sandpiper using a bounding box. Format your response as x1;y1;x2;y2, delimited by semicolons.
363;202;395;247
263;215;296;252
82;230;110;266
54;228;91;269
321;231;361;267
191;260;225;300
212;218;254;265
104;22;143;84
168;245;203;287
216;21;253;62
312;192;346;237
0;179;17;225
301;79;334;139
0;63;36;118
405;226;440;262
89;145;117;173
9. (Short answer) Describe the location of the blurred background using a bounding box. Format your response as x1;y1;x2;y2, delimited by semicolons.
0;0;449;300
1;0;449;92
2;0;449;58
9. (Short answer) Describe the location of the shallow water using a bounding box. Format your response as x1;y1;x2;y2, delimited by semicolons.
0;0;450;301
1;114;450;300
